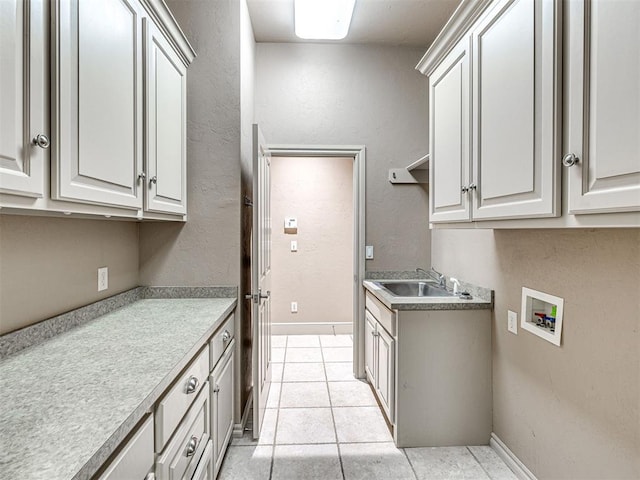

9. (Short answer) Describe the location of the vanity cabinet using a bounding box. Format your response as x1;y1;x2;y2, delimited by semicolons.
0;0;47;198
210;340;235;477
97;415;154;480
364;308;395;423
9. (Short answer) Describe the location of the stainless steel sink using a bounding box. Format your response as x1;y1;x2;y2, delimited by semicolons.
375;280;454;298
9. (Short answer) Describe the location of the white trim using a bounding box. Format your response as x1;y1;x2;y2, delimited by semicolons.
490;433;538;480
233;390;253;438
271;322;353;336
139;0;196;65
267;144;366;380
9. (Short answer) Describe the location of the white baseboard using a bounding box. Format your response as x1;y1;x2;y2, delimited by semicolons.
233;389;253;437
272;322;352;335
490;432;538;480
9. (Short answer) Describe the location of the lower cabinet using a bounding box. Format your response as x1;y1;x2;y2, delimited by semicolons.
210;339;235;478
364;309;395;423
97;415;154;480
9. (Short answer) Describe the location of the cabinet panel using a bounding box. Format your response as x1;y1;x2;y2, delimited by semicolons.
0;0;46;197
429;37;471;223
472;0;560;220
98;415;154;480
566;0;640;214
375;326;395;423
211;341;235;477
145;19;187;215
364;310;376;383
53;0;143;208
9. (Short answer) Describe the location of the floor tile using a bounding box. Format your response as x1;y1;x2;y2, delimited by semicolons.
322;347;353;362
405;446;490;480
324;362;356;382
272;335;288;348
341;442;416;480
217;445;273;480
276;408;336;444
230;430;257;446
272;347;286;363
283;362;325;382
319;334;353;347
272;444;343;480
258;408;278;445
286;347;323;363
267;382;281;408
468;446;518;480
333;406;393;443
329;381;378;407
287;335;320;347
272;362;284;382
279;382;331;408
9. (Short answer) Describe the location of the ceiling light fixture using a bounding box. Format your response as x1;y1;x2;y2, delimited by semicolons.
294;0;356;40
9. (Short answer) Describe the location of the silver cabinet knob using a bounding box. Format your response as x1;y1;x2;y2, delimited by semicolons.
138;172;146;181
461;186;469;193
213;384;220;394
222;330;231;342
469;183;477;190
185;376;199;394
185;436;198;457
562;153;579;167
33;134;50;149
150;176;157;185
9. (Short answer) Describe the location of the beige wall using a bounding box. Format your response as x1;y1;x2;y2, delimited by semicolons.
255;43;430;272
431;228;640;478
0;215;139;334
271;156;354;333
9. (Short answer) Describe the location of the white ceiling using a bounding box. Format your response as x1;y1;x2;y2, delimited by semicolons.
246;0;463;48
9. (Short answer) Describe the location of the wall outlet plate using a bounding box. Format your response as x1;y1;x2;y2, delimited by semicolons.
508;310;518;334
291;301;298;313
365;245;374;259
291;240;298;252
98;267;109;292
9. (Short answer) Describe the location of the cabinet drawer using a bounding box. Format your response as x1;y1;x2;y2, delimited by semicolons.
191;440;213;480
365;291;396;336
210;313;235;371
156;345;210;451
98;414;154;480
156;384;210;480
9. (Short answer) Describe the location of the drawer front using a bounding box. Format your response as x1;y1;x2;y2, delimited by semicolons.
156;383;210;480
191;440;213;480
156;345;210;451
98;414;154;480
365;291;396;336
209;313;235;371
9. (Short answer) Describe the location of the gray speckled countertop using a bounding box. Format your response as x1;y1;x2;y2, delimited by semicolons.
363;279;493;310
0;297;236;480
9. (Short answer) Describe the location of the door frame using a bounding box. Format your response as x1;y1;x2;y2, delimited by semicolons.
267;144;366;379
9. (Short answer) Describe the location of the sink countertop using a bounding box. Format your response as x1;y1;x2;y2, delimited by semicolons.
0;296;237;480
363;279;493;311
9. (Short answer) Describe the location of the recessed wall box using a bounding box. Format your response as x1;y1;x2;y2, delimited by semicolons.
284;217;298;234
521;287;564;346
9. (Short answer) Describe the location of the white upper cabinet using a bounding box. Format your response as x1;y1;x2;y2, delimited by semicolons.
471;0;560;220
52;0;144;209
429;37;471;223
144;18;187;215
565;0;640;214
0;0;47;198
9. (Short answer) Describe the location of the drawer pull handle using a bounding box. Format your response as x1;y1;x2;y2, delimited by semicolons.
185;376;199;394
185;436;198;457
222;330;231;342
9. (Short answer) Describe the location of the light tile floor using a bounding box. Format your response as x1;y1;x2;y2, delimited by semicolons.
219;334;517;480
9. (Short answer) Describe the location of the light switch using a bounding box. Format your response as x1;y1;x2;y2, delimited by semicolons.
285;217;297;229
291;240;298;252
365;245;374;259
291;302;298;313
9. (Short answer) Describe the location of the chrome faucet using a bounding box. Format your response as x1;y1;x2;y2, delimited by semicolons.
416;267;447;289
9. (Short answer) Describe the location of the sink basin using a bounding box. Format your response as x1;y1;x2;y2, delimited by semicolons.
376;281;454;298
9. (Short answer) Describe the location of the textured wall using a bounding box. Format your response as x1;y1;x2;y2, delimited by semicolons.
0;215;139;334
139;0;241;288
431;228;640;478
270;156;354;332
255;43;430;272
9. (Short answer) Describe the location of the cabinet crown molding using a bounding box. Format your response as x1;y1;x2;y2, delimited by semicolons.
416;0;492;76
141;0;196;66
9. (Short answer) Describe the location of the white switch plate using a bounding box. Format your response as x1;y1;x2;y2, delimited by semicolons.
365;245;374;259
284;217;297;229
291;302;298;313
508;310;518;334
291;240;297;252
98;267;109;292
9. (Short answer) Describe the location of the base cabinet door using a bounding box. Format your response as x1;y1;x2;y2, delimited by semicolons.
375;325;395;423
565;0;640;214
191;440;214;480
211;341;235;477
0;0;47;198
364;311;376;383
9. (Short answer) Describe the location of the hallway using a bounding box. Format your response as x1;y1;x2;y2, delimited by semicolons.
219;335;517;480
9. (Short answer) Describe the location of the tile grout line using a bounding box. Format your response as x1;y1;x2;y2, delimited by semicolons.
466;445;494;480
268;335;288;480
402;447;421;480
321;341;347;480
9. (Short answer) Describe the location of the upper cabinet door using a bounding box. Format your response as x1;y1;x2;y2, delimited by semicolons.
429;37;472;223
565;0;640;214
471;0;561;220
52;0;143;209
144;19;187;215
0;0;47;197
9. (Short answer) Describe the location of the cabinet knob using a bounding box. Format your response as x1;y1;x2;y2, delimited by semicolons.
461;185;469;193
469;183;477;191
150;176;158;185
562;153;579;167
185;376;199;394
138;172;146;181
213;384;220;394
33;134;50;149
222;330;231;342
185;436;198;457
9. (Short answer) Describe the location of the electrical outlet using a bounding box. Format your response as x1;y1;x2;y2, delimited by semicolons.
98;267;109;292
291;302;298;313
508;310;518;334
291;240;298;252
365;245;374;259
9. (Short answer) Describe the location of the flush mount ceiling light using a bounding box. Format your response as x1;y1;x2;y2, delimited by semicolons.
294;0;356;40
